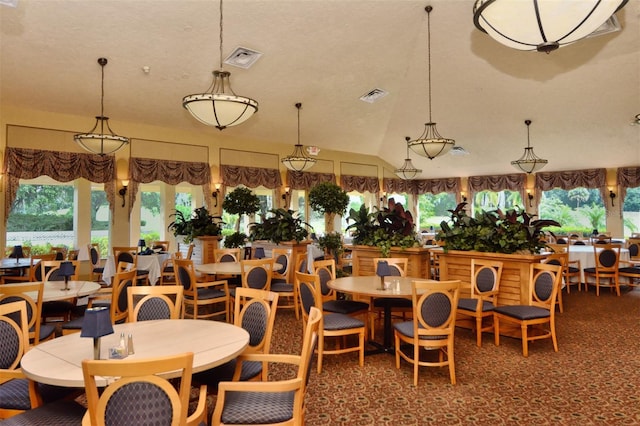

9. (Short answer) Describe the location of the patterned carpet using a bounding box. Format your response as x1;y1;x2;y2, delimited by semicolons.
264;286;640;425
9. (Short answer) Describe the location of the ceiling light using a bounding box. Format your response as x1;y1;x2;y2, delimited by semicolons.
408;5;455;160
74;58;129;156
281;103;316;172
182;0;258;130
395;137;422;180
511;119;547;174
473;0;628;54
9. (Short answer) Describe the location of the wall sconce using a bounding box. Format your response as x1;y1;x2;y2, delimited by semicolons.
380;191;387;203
118;179;129;208
282;186;291;207
527;191;534;208
460;192;467;203
609;189;616;207
212;183;221;207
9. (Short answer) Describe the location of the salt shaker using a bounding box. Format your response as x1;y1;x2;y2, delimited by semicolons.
127;334;135;355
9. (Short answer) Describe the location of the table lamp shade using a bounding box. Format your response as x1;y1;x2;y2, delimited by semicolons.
59;261;75;278
81;307;114;339
10;245;24;259
254;247;265;259
376;260;390;277
138;239;146;248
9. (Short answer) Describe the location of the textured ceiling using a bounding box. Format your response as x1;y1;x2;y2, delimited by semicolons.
1;0;639;178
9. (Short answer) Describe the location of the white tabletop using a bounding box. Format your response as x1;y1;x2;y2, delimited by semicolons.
102;253;170;285
327;275;434;298
0;258;31;269
41;280;102;302
21;319;249;387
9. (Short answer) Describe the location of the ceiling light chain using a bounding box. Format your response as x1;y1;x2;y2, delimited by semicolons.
408;5;455;160
511;119;548;174
74;57;129;156
182;0;258;130
395;136;422;180
281;103;316;172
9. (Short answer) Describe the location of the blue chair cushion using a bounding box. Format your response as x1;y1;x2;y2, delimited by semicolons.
322;300;368;315
0;400;86;425
619;267;640;275
323;313;364;331
221;390;295;424
393;321;447;341
189;287;225;300
270;282;294;292
193;358;262;390
458;298;495;313
494;305;550;321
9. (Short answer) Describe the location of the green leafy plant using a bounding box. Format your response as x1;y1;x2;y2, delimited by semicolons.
224;231;248;248
167;206;224;243
437;203;560;254
317;231;344;261
249;208;313;244
309;182;349;216
222;187;261;232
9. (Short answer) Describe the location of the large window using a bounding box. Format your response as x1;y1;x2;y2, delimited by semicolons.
417;192;456;231
472;190;523;216
138;183;162;243
539;188;605;235
621;187;640;237
91;183;110;256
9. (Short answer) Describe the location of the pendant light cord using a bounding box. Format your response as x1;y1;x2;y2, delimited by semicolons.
219;0;224;69
296;102;302;146
426;5;432;123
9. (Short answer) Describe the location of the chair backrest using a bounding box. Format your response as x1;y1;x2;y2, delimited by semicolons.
151;241;170;252
214;248;241;263
295;251;309;274
113;247;138;267
88;244;101;268
110;269;137;324
627;240;640;259
593;244;621;271
43;260;80;282
174;259;197;295
240;258;274;290
295;271;321;317
0;283;44;344
128;285;184;322
555;237;568;245
298;306;321;394
545;243;567;254
373;257;407;277
529;263;562;310
50;246;66;260
0;300;30;371
233;287;279;355
411;280;460;341
271;248;292;281
82;352;194;426
313;259;336;299
470;259;502;301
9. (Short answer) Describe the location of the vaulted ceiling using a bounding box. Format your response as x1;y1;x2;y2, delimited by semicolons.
1;0;639;178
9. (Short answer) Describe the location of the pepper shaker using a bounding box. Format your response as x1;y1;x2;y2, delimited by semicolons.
127;334;134;355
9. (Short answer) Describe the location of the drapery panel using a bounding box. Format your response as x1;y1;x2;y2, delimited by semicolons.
4;147;116;223
383;178;414;194
287;171;336;190
468;173;526;207
220;165;282;189
128;157;211;216
536;168;607;208
340;175;379;193
616;167;640;209
414;177;461;195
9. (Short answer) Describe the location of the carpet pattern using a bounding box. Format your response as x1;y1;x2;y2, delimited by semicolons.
264;287;640;425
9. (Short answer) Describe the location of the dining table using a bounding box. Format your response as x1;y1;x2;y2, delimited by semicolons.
327;275;434;354
101;252;170;285
37;280;102;302
20;319;250;388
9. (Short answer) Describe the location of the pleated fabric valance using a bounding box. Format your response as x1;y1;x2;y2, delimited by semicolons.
536;168;607;208
4;147;116;223
220;165;282;190
286;171;336;190
616;167;640;209
340;175;379;193
383;177;461;196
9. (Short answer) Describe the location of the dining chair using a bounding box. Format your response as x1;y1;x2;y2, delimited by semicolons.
193;287;279;390
0;282;55;345
313;258;369;323
151;240;170;252
214;248;241;263
295;271;364;374
113;246;150;285
82;352;206;426
240;258;274;291
493;262;562;357
270;248;298;319
175;259;229;321
541;253;567;312
456;259;503;347
550;243;583;292
212;306;321;426
40;260;80;324
159;251;183;285
370;257;410;340
583;243;622;296
88;243;105;283
49;246;66;261
394;280;461;386
127;285;184;322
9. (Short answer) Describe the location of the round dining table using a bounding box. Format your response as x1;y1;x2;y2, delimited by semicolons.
21;319;250;387
40;280;102;302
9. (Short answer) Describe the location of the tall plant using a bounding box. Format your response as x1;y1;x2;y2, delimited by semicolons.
308;182;349;233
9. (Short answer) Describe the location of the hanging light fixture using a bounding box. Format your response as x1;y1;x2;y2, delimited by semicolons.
409;5;455;160
473;0;628;54
182;0;258;130
74;58;129;155
281;103;316;172
395;137;422;180
511;119;548;174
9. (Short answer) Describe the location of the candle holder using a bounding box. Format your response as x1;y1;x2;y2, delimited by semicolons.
59;261;75;291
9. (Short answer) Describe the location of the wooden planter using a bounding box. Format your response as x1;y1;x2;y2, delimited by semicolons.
177;236;221;265
350;245;432;278
438;250;546;306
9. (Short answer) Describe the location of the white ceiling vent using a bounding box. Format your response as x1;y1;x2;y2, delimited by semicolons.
359;88;388;104
587;15;621;39
449;146;469;156
0;0;18;7
224;47;263;69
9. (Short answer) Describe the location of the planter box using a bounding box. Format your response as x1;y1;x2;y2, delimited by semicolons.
177;236;221;265
438;250;546;306
350;245;432;278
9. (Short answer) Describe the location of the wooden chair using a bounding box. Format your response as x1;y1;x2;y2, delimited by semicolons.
175;259;229;321
394;280;461;386
214;248;241;263
548;243;583;292
151;240;170;252
494;263;562;357
542;253;567;312
313;259;368;323
66;249;79;261
456;259;503;347
240;258;274;291
370;258;410;339
127;285;184;322
113;246;150;285
0;282;55;345
82;352;206;426
295;271;364;374
270;248;298;319
583;244;622;296
212;306;321;426
49;246;67;260
159;251;183;285
88;243;104;283
40;260;80;323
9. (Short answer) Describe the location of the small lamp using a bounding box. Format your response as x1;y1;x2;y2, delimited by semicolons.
212;183;221;207
254;247;265;259
527;191;534;208
119;180;129;208
138;239;146;253
81;307;114;360
282;187;290;207
10;245;24;264
376;260;390;290
59;261;75;291
609;189;616;207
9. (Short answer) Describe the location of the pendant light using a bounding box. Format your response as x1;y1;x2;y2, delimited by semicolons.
408;5;455;160
281;103;316;172
473;0;628;53
182;0;258;130
511;119;548;174
74;58;129;155
395;137;422;180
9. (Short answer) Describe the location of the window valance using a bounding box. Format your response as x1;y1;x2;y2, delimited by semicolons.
128;157;211;215
468;173;525;193
4;147;116;223
383;177;460;196
221;165;282;189
340;175;379;193
287;171;336;190
536;168;607;210
616;167;640;209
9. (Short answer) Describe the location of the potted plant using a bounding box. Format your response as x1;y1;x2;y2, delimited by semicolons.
249;208;312;245
168;206;224;244
222;187;260;251
309;182;349;233
223;231;248;249
317;231;344;263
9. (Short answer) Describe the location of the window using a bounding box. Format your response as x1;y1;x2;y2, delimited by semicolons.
539;188;605;235
138;183;162;243
417;192;457;231
91;183;110;257
621;187;640;237
472;190;523;216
